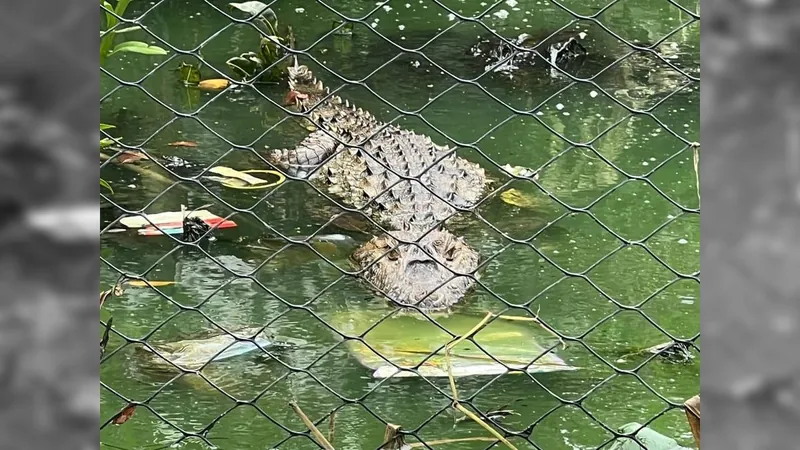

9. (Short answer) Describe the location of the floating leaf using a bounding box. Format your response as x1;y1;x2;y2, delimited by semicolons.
100;123;116;131
168;141;198;147
208;166;270;185
112;404;137;425
125;280;176;288
333;310;575;378
229;1;275;19
115;150;148;164
198;79;230;91
109;41;168;57
100;137;116;148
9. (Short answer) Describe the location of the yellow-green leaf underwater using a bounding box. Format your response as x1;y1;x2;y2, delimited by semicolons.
330;310;576;378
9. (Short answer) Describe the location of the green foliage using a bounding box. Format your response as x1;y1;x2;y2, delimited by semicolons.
101;178;114;194
225;1;294;83
100;0;168;66
108;41;168;58
100;123;119;149
100;1;167;198
100;123;119;196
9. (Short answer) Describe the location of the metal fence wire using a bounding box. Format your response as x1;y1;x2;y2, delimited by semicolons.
100;1;700;449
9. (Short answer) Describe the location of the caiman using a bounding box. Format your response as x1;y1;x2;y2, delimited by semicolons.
266;61;537;311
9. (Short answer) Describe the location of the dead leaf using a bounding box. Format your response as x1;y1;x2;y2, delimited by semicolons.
168;141;198;148
198;79;230;91
125;280;176;288
100;289;113;307
112;404;137;425
115;150;148;164
101;317;113;358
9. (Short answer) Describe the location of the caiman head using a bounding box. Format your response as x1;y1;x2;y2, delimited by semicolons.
282;59;327;112
350;228;480;311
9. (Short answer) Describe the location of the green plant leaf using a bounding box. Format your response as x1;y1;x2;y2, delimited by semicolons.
109;41;168;57
113;25;142;34
100;1;118;65
100;123;116;131
114;0;132;16
101;178;114;194
102;1;117;29
100;137;117;148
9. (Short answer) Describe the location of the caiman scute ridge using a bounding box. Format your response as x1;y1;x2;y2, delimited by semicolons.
267;62;489;311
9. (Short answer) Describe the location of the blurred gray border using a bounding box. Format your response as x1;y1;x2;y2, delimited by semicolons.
703;0;800;448
7;0;800;448
0;0;98;449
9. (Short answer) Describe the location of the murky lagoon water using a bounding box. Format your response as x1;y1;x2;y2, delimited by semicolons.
101;1;699;448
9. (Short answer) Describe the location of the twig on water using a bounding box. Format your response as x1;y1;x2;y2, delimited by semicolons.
407;437;501;447
289;401;336;450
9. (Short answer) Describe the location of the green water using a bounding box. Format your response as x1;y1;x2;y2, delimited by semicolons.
100;1;699;449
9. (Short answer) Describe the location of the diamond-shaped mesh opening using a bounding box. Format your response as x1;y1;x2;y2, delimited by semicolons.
100;0;699;448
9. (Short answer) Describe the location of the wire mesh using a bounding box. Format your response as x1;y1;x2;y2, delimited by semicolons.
100;1;700;449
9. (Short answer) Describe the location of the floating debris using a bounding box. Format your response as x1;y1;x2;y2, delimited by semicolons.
167;141;198;147
135;326;303;371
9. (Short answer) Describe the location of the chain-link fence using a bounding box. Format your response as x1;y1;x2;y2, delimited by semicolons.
100;1;700;449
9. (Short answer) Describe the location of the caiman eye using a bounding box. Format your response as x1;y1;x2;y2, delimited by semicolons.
387;248;400;261
444;246;456;261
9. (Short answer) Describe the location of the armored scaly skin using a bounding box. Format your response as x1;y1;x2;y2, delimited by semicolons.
267;64;488;311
